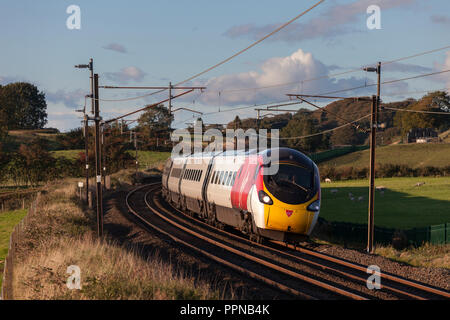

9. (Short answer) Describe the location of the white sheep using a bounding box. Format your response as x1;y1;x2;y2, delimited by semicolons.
415;182;425;187
325;178;332;183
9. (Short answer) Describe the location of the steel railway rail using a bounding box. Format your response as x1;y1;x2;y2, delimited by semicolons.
126;183;449;300
156;189;450;300
126;184;368;300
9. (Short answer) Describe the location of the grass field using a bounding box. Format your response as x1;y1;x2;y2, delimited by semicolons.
321;143;450;169
320;177;450;229
0;209;27;287
128;150;171;169
51;149;83;160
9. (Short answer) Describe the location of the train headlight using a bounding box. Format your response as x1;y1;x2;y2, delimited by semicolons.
258;190;273;205
307;200;320;212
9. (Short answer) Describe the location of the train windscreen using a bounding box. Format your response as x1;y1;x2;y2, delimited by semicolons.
263;163;314;204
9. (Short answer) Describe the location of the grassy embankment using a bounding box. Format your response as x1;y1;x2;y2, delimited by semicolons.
3;129;62;152
9;178;226;299
0;209;27;287
375;243;449;269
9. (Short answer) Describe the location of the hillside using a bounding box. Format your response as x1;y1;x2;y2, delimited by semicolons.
3;129;62;152
320;143;450;169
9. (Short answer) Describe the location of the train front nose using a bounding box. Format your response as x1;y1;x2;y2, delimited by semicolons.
264;196;320;235
260;161;320;235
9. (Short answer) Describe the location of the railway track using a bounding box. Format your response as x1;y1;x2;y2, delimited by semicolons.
125;183;450;300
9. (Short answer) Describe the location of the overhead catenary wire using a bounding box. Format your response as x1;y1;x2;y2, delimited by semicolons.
250;114;372;140
218;44;450;94
96;0;324;104
382;87;448;97
186;68;450;123
314;69;450;97
170;100;306;127
171;81;449;129
174;0;324;87
296;96;370;133
383;107;450;115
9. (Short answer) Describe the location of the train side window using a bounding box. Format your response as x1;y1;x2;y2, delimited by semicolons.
216;171;221;184
253;165;260;181
222;171;227;185
237;167;243;179
218;171;224;185
196;170;200;181
226;172;232;186
198;170;203;182
224;171;230;185
210;171;216;184
214;171;220;184
232;171;237;185
187;169;190;180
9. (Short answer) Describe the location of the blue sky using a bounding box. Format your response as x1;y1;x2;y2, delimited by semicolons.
1;0;449;131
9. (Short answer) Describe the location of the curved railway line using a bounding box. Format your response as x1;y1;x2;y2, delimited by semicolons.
125;183;450;300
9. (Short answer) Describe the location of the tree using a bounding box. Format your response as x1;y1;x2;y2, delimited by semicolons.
0;82;47;129
330;125;366;146
227;115;242;130
281;112;329;153
6;138;54;186
137;104;173;150
103;123;134;173
394;91;450;137
56;127;84;150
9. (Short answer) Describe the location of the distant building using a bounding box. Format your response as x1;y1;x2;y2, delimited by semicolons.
406;128;438;143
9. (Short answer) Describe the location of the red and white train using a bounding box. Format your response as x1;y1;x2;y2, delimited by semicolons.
162;147;321;243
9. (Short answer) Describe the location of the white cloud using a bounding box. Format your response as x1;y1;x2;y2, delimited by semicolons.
46;88;86;109
196;48;374;106
433;51;450;91
104;66;147;83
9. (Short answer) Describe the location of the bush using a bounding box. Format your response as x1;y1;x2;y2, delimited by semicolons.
392;230;409;250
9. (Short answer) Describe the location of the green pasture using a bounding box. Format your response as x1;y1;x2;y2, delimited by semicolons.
320;177;450;229
131;150;171;169
0;209;27;287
